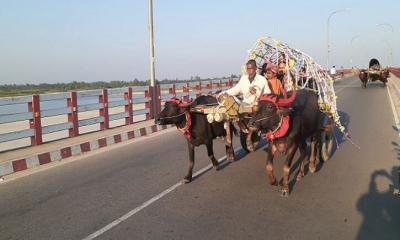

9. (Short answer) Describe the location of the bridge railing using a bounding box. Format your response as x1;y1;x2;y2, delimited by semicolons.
0;78;237;152
389;67;400;78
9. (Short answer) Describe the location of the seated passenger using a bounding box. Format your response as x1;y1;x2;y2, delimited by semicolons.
277;62;288;86
261;62;286;97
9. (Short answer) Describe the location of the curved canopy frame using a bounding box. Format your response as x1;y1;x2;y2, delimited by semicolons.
244;36;345;132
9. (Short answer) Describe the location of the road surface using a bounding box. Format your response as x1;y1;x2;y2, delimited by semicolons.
0;76;399;240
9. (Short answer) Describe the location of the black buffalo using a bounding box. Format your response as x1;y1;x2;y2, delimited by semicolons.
248;89;323;196
155;95;235;183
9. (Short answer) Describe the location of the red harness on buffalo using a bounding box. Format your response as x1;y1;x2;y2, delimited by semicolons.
259;91;296;141
167;98;192;140
266;116;290;140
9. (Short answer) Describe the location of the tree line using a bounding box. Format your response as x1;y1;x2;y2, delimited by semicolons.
0;75;239;97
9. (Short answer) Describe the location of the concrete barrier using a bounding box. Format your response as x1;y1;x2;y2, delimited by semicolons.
0;120;174;177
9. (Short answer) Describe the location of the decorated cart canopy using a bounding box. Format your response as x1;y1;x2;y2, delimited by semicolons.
369;58;381;70
245;36;345;133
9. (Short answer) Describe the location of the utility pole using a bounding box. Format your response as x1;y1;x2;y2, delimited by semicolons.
148;0;157;118
377;23;394;67
350;35;360;67
326;9;348;70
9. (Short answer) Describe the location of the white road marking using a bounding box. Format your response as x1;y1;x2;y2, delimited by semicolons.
387;82;400;137
82;181;183;240
82;147;242;240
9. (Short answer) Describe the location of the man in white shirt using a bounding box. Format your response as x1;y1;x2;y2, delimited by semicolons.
225;59;271;105
222;60;271;148
330;65;337;79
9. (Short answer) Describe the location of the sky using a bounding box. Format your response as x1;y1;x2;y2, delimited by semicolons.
0;0;399;84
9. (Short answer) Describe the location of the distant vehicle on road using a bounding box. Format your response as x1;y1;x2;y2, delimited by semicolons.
358;58;389;88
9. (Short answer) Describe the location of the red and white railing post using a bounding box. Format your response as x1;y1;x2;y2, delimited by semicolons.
99;89;109;130
217;79;222;90
124;87;133;125
207;81;212;94
145;87;153;120
182;83;190;103
156;85;161;114
67;91;79;137
169;84;176;98
196;81;201;98
28;94;42;145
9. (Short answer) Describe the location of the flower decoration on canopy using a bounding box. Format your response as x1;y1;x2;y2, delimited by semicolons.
244;36;346;133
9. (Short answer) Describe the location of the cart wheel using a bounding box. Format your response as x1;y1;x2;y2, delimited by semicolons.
319;114;334;162
320;130;333;162
240;131;261;153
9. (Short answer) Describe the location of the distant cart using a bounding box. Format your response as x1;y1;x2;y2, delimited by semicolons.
359;58;389;87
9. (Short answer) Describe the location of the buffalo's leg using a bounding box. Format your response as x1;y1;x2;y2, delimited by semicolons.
308;136;318;173
266;144;278;186
184;141;195;183
225;122;235;162
246;129;256;152
237;120;249;134
296;141;307;181
206;141;219;170
281;142;298;197
238;119;255;152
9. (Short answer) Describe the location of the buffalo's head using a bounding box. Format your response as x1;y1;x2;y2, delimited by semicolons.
248;91;296;132
248;96;281;132
155;98;189;125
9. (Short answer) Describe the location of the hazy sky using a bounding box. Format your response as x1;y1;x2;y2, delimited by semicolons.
0;0;399;84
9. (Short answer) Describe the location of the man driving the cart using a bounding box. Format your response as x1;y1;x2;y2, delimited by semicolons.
218;59;271;136
224;59;271;104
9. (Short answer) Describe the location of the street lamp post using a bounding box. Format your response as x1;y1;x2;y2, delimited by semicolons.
350;35;360;67
148;0;157;118
326;9;348;70
382;40;392;66
377;23;394;32
376;23;394;66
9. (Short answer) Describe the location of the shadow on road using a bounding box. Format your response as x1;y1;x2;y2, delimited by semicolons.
356;140;400;240
192;139;268;181
285;110;351;193
312;110;351;174
363;82;387;88
335;110;351;145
